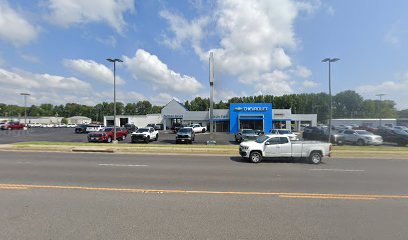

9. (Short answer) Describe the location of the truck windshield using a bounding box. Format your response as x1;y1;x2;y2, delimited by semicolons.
103;128;113;132
255;136;269;143
136;128;149;133
278;130;291;134
178;128;191;133
242;130;256;134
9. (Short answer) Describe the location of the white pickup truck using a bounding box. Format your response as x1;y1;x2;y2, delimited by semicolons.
189;124;207;133
130;127;159;143
239;135;332;164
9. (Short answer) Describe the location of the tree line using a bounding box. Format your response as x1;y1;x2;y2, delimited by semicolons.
0;91;405;123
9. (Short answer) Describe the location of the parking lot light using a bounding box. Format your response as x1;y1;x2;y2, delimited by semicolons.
376;93;386;127
20;93;30;127
321;57;340;143
106;58;123;144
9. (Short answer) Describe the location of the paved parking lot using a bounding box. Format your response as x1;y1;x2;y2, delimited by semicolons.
0;128;237;145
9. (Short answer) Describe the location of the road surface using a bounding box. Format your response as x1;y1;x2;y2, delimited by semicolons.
1;151;408;239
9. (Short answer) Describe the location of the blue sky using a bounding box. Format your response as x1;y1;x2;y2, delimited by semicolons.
0;0;407;109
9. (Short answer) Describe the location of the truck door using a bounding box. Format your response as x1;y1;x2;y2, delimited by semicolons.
278;137;292;157
264;137;280;157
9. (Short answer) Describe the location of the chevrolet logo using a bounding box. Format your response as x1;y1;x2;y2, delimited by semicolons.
234;107;243;111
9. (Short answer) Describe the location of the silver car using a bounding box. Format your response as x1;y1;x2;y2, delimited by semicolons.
341;130;383;146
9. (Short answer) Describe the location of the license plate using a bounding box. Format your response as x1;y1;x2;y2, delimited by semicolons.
181;139;185;142
91;138;96;140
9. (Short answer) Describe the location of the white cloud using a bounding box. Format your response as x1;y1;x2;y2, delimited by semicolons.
253;71;294;95
0;67;148;106
159;10;209;51
294;66;312;78
0;67;96;105
161;0;319;96
63;59;125;85
0;1;39;46
356;73;408;109
46;0;135;33
123;49;203;93
302;80;318;88
150;93;180;105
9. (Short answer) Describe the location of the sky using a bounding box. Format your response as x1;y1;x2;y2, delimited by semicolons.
0;0;407;109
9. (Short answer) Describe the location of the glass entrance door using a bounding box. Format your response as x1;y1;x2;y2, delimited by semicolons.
239;119;263;130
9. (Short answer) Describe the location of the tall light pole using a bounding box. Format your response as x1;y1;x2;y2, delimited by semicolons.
376;93;386;127
322;58;340;143
207;52;216;145
20;93;30;127
106;58;123;144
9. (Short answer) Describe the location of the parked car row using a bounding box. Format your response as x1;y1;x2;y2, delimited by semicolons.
27;123;78;128
0;122;26;130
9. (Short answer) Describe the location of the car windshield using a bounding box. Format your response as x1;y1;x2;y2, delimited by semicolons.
102;128;113;132
355;130;373;135
136;128;149;133
278;130;291;134
178;128;191;133
255;136;269;143
242;130;256;134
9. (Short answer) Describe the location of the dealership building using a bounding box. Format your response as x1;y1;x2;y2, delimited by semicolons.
104;99;317;133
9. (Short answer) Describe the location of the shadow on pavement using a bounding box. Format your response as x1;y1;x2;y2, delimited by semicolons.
229;156;322;165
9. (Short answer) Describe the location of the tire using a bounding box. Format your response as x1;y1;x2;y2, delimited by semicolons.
145;136;150;143
155;134;158;141
249;151;263;163
107;137;112;143
202;129;206;133
309;151;322;164
357;139;365;146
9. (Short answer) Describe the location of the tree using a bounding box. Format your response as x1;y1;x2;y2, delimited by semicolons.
135;100;152;115
333;90;363;118
398;109;408;118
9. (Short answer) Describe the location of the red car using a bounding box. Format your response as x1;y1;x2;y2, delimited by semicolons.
87;127;128;143
1;122;26;130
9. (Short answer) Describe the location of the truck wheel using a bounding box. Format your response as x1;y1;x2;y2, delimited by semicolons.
202;129;206;133
145;136;150;143
309;151;322;164
357;139;365;146
249;151;262;163
107;137;112;143
155;134;158;141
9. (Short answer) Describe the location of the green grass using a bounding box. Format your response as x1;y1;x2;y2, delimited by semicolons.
333;145;408;152
13;141;408;152
12;141;237;149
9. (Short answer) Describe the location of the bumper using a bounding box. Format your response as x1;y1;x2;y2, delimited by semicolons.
88;137;107;142
176;137;192;142
365;140;383;145
131;135;148;142
239;150;248;157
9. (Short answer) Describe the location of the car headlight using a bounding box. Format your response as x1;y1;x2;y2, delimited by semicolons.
364;136;372;140
240;146;249;150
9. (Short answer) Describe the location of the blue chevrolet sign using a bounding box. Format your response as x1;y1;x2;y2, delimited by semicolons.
229;103;273;134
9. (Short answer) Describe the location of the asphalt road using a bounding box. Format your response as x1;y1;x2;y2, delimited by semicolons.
0;128;236;145
1;151;408;239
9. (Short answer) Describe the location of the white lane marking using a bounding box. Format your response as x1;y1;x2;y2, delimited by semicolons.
98;164;149;167
310;168;365;172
